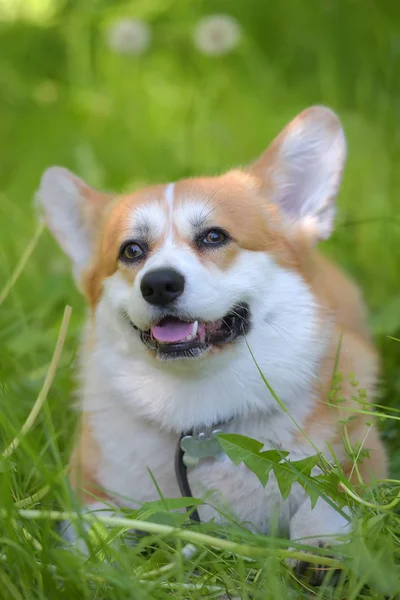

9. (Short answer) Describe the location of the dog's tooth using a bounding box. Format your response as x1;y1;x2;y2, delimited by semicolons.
182;322;198;343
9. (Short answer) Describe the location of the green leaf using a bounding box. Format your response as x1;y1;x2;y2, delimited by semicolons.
217;434;264;464
272;456;320;501
290;455;320;475
304;484;321;509
218;434;288;487
273;465;297;500
290;457;342;509
313;473;349;508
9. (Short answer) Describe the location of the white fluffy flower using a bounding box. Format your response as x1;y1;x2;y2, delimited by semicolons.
194;14;241;56
106;18;151;55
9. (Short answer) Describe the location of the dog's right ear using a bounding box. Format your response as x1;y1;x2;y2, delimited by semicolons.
37;167;113;285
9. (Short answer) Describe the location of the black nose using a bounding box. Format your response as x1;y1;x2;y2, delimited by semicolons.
140;268;185;306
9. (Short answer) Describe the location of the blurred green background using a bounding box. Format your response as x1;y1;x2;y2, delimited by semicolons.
1;0;399;470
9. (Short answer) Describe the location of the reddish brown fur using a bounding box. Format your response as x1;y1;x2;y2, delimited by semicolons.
69;415;111;504
82;185;167;306
282;238;386;482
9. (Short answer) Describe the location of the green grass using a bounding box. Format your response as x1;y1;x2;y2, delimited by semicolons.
1;1;400;598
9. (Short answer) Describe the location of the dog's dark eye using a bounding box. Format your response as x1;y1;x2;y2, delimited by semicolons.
120;242;146;263
201;229;229;246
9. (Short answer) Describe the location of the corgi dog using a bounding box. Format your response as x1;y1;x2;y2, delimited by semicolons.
38;106;387;569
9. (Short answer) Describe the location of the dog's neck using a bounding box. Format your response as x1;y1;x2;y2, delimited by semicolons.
82;300;326;443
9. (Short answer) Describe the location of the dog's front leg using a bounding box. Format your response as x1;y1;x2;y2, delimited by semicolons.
60;500;126;555
288;495;350;585
61;415;130;554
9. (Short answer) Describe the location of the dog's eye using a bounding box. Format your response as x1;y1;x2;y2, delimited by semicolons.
202;229;228;246
120;242;146;262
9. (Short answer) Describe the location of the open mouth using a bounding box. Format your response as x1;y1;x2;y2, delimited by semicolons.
134;303;250;360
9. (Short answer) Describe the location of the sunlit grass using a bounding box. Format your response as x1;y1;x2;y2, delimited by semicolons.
1;0;400;597
0;0;56;24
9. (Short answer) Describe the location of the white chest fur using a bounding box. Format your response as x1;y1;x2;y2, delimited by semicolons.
84;373;316;533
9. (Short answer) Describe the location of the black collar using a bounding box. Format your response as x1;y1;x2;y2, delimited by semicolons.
174;420;232;523
175;430;201;523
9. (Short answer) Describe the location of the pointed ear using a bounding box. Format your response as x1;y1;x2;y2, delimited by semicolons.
37;167;113;283
249;106;347;241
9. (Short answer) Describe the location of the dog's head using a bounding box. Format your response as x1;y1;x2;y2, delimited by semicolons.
38;107;346;366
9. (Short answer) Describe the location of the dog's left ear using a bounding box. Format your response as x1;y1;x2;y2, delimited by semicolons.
249;106;346;241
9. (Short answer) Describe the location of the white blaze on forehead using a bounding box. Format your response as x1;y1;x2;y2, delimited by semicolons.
126;184;208;251
164;182;175;212
164;183;175;241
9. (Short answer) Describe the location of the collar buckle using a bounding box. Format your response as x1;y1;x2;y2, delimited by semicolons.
180;427;224;467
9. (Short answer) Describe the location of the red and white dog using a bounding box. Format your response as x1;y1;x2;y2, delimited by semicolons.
38;106;386;563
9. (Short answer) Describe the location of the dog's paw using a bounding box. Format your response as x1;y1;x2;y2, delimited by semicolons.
288;540;342;587
58;518;91;555
58;501;128;556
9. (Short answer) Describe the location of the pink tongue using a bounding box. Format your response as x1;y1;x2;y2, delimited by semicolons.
151;321;194;343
